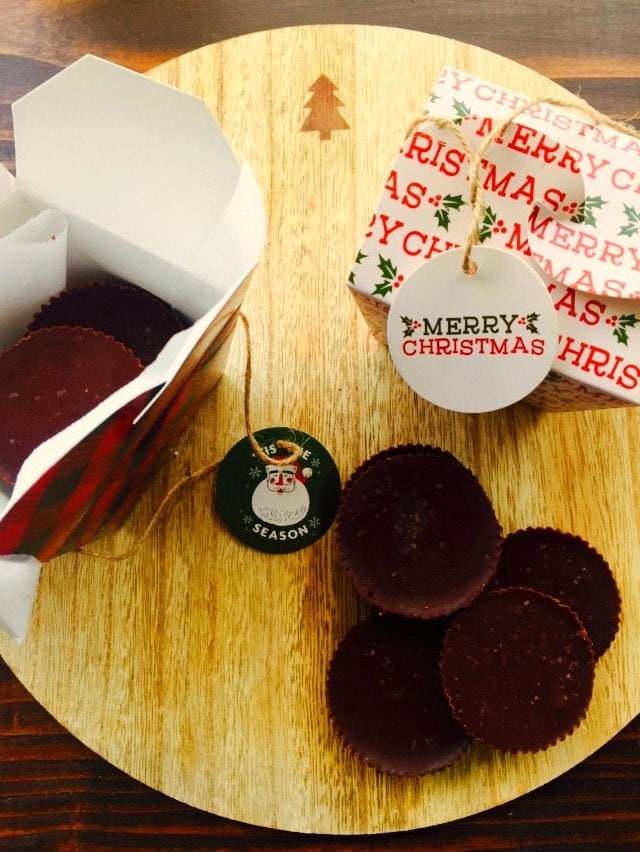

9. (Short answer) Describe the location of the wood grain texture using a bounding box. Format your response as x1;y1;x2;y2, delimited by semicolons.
2;3;638;174
1;25;639;837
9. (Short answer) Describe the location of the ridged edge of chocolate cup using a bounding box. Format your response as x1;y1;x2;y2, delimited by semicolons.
489;526;621;660
440;587;596;755
0;325;143;486
28;281;186;365
335;445;503;619
326;613;472;776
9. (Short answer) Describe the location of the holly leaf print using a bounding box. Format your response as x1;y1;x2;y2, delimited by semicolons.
435;207;452;230
613;313;640;346
443;193;465;211
571;195;607;228
434;194;466;231
614;326;631;346
479;206;498;242
348;251;367;286
618;204;640;238
452;98;472;125
372;254;398;298
377;255;397;280
400;315;416;338
525;312;540;334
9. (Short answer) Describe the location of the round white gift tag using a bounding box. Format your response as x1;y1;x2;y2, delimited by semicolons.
387;245;559;413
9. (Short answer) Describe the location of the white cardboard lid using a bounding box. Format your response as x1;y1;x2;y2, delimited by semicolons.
12;55;242;272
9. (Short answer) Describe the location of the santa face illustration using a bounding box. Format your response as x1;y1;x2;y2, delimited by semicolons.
251;462;312;526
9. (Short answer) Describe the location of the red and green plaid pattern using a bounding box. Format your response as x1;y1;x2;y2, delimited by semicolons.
0;285;246;561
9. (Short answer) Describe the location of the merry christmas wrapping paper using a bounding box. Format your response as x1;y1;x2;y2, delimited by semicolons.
349;66;640;411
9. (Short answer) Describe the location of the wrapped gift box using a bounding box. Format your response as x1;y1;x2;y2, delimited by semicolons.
349;66;640;412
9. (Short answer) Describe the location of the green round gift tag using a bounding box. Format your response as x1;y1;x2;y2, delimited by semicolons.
214;427;341;554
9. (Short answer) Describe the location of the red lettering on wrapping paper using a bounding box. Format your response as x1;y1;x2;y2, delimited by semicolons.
445;69;476;92
530;133;563;164
546;283;607;326
630;247;640;272
504;123;581;174
505;222;530;254
402;130;466;177
363;212;406;247
478;118;630;189
580;124;640;157
528;205;554;238
611;168;638;192
508;123;536;156
384;170;429;209
475;84;497;102
495;90;524;111
557;336;640;391
481;161;515;196
510;173;536;205
535;252;628;298
481;163;574;212
402;181;429;209
449;80;636;159
402;230;457;259
542;187;571;212
580;299;607;326
403;229;428;256
477;118;632;193
532;212;640;275
602;278;626;298
378;214;404;245
404;131;439;164
384;170;400;200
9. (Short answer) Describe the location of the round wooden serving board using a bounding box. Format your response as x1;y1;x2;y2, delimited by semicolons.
2;25;639;836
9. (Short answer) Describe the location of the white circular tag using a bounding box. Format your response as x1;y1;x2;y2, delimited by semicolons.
387;246;559;413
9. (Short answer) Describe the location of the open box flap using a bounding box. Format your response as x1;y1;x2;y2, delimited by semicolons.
12;55;242;273
0;208;68;349
0;555;41;644
0;164;14;206
60;159;266;315
0;166;42;240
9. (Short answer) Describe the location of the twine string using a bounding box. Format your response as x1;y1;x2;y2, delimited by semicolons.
76;98;639;562
78;312;302;561
408;95;640;276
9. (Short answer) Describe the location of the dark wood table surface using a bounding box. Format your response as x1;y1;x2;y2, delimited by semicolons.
1;2;639;849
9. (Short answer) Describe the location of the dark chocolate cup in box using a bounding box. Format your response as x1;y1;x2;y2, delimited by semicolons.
0;326;143;488
28;281;186;367
335;445;503;619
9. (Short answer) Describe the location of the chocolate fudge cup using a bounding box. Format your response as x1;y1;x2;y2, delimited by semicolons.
488;527;620;660
335;445;503;618
28;281;186;366
0;326;143;486
440;587;596;753
327;613;471;775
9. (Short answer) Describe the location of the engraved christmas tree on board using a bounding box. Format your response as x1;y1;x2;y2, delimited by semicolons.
301;74;349;141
